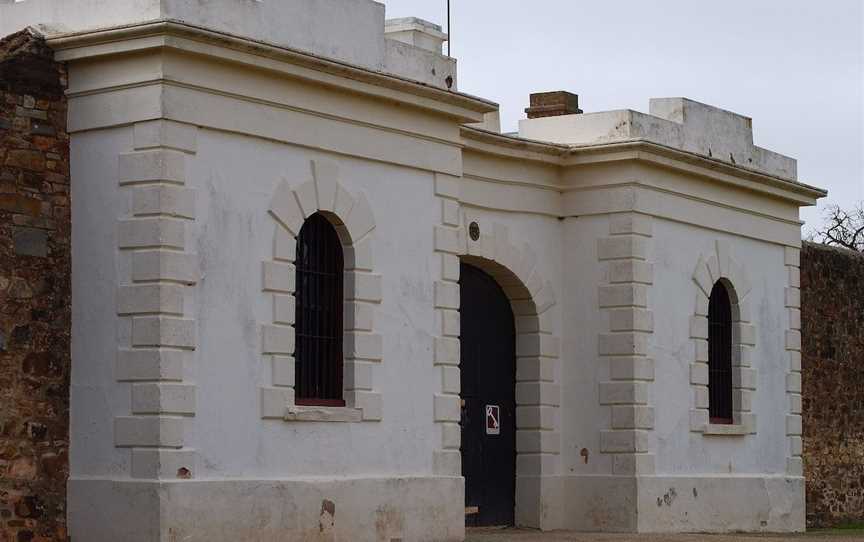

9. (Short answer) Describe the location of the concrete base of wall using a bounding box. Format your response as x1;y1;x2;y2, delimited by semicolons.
636;475;805;533
544;474;803;533
68;475;465;542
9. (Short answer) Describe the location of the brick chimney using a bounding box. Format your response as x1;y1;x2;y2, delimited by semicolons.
525;91;583;119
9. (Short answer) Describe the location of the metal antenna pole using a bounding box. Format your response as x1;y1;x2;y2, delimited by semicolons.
446;0;451;57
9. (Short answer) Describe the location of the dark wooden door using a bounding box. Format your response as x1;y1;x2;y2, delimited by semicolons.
460;263;516;527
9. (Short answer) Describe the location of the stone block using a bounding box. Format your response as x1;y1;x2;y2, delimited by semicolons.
131;383;196;415
516;430;560;454
333;185;356;222
344;192;376;241
734;323;757;346
116;349;184;382
515;406;557;430
132;185;195;219
434;280;459;309
344;332;383;361
598;332;649;356
441;366;460;394
133;120;198;153
440;308;460;337
345;301;374;331
348;236;374;271
262;261;295;293
786;414;803;436
784;247;800;267
272;356;295;388
434;173;460;199
432;450;461;476
118;218;185;249
689;315;708;339
434;336;460;365
12;227;48;257
692;256;713;297
516;357;556;382
690;362;709;386
131;449;197;480
114;416;184;448
788;266;800;288
733;389;753;412
132;317;196;349
312;160;339;212
344;272;382;303
442;199;460;226
609;307;654;333
609;213;652;237
694;386;709;409
608;260;653;284
293;179;318;218
434;394;460;422
347;391;383;421
609;357;654;381
786;372;802;393
262;324;294;355
786;330;802;351
261;386;294;418
611;405;654;429
599;381;649;405
269;181;304;235
441;422;461;450
732;367;756;390
598;284;648;308
435;226;466;254
515;382;560;406
789;393;802;415
117;284;184;315
273;294;295;325
118;149;186;185
597;236;649;261
273;226;297;262
132;250;198;284
690;408;709;432
788;308;801;331
785;287;801;308
516;333;559;358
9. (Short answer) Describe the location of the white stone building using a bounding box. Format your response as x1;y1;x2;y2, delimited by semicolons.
0;0;826;540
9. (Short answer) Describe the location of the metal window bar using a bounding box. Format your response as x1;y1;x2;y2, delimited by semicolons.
294;213;345;406
708;281;733;423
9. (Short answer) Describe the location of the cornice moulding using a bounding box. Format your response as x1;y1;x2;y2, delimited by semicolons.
46;19;497;123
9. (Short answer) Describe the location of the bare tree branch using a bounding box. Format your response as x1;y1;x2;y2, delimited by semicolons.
811;202;864;252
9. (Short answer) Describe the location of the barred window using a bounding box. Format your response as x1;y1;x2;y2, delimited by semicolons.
708;280;733;424
294;213;344;406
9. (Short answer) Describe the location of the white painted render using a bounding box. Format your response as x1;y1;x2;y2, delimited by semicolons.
14;0;826;539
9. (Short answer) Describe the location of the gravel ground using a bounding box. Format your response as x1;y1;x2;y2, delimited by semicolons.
465;528;864;542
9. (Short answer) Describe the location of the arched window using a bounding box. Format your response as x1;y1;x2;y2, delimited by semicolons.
708;280;733;423
294;212;344;406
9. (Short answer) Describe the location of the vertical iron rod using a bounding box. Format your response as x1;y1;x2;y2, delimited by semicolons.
446;0;451;57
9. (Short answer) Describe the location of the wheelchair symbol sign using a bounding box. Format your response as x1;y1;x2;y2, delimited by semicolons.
485;405;500;435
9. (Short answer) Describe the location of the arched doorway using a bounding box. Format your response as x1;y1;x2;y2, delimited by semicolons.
460;262;516;527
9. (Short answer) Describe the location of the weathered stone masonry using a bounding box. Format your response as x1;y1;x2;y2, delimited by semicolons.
0;29;70;542
801;242;864;528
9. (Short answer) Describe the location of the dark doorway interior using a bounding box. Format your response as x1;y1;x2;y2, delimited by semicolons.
460;262;517;527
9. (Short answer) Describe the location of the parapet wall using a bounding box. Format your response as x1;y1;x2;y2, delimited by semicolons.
0;0;457;89
519;97;797;181
801;242;864;528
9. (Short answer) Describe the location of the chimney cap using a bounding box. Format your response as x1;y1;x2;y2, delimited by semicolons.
525;91;583;119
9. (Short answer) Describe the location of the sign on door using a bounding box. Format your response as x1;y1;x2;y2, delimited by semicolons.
485;405;500;435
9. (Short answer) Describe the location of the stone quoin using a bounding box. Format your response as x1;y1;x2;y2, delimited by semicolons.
0;0;827;540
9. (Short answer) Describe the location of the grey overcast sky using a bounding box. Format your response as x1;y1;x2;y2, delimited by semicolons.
383;0;863;232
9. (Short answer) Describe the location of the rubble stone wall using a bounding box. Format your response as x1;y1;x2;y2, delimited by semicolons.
0;29;70;542
801;242;864;528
